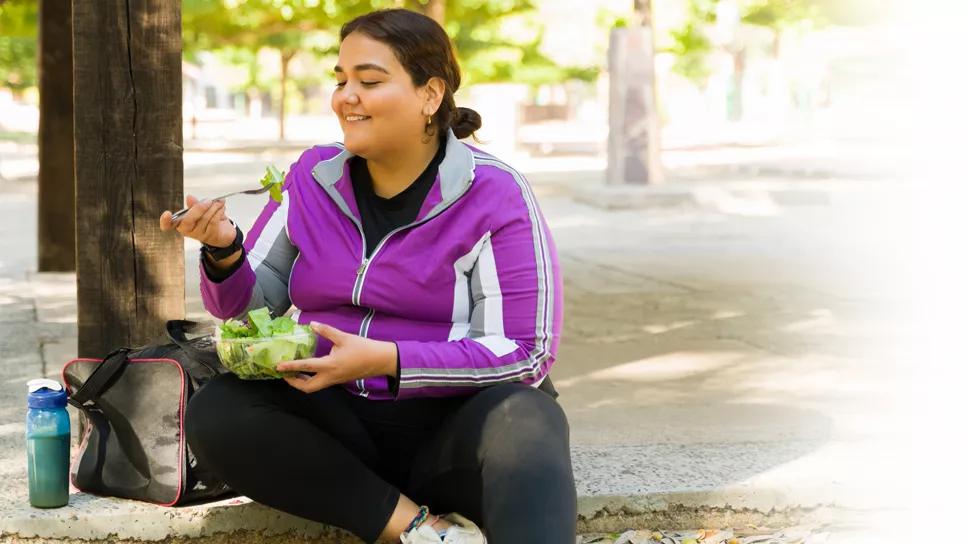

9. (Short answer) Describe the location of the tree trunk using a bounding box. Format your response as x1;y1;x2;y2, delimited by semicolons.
728;47;745;121
425;0;445;25
633;0;653;26
38;0;75;272
278;50;295;141
606;0;663;185
72;0;185;358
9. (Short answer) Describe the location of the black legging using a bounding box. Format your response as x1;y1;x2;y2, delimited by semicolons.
184;373;577;543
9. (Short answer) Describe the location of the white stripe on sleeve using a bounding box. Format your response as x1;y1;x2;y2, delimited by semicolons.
449;232;490;341
247;192;289;272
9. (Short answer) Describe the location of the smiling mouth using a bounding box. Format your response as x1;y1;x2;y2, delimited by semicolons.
345;115;371;122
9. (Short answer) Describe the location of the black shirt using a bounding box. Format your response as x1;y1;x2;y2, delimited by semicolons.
349;143;447;397
351;142;446;256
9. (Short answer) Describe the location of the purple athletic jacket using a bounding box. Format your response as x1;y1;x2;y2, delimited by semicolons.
200;130;563;400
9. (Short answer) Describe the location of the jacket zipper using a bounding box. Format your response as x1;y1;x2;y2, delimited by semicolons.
350;190;470;306
321;164;474;307
323;174;473;398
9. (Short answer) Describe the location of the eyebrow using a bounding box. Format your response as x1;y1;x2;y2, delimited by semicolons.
333;63;390;75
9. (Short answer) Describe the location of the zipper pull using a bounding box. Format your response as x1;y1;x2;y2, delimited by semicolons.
357;259;368;276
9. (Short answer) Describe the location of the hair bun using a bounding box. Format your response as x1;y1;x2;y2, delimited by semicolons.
451;107;482;140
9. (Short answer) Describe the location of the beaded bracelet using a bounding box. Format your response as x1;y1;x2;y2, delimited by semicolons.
405;505;430;533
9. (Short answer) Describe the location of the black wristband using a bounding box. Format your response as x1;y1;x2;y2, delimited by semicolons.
202;224;243;261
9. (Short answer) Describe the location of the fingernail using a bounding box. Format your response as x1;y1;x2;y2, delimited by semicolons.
310;321;321;327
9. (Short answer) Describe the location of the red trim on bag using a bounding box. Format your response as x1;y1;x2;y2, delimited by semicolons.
62;357;187;507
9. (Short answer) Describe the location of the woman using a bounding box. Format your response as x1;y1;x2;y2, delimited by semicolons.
160;9;575;543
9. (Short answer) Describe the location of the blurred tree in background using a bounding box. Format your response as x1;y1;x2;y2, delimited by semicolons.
182;0;375;140
405;0;598;86
2;0;880;138
0;0;595;141
665;0;880;119
0;0;38;95
182;0;595;140
667;0;717;88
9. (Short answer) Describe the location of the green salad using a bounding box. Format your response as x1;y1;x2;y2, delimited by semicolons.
215;307;316;380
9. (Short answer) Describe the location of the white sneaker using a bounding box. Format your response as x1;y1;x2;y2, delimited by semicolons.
399;513;487;543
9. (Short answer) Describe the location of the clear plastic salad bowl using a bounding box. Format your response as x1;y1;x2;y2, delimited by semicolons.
214;320;317;380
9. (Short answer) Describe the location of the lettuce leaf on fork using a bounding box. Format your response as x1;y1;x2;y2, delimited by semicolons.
259;165;286;204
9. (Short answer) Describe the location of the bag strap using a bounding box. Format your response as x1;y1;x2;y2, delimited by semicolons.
67;348;131;409
166;320;214;360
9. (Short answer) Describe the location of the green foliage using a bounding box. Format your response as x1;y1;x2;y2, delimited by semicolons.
0;0;590;95
183;0;360;57
666;0;839;86
667;0;716;87
595;6;630;30
381;0;597;86
183;0;369;92
0;0;36;36
741;0;825;30
0;0;38;91
183;0;591;91
668;21;712;86
689;0;720;24
740;0;886;30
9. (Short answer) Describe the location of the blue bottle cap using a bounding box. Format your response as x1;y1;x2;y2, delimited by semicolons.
27;379;68;409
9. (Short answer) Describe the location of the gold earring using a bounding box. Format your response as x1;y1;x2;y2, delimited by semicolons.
426;115;432;126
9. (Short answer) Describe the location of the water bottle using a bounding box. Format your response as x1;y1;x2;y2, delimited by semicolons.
25;378;70;508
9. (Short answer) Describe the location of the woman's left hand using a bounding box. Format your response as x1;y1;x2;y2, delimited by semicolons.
275;322;397;394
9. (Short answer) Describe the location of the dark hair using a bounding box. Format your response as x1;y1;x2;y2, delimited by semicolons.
340;9;482;141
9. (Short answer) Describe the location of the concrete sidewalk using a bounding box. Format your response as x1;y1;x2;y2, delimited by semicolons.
0;154;911;543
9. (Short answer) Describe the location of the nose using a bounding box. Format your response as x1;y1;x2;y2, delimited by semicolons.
344;92;359;105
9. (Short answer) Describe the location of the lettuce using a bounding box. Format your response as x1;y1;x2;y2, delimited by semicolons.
247;307;274;337
260;165;286;204
215;307;316;380
219;318;255;338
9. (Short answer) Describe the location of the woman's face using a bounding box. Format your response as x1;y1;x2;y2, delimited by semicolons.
331;32;428;158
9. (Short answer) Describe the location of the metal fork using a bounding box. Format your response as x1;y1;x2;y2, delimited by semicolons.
169;185;272;222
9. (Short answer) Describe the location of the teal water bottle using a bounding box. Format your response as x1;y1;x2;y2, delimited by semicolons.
25;378;70;508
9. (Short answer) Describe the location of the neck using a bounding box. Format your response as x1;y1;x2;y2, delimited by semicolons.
366;136;441;199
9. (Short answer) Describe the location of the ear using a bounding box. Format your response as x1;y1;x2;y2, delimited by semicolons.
420;76;446;116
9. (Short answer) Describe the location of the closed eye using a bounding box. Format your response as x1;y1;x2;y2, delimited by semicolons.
334;81;380;88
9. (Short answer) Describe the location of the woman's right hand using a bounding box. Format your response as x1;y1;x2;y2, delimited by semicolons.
159;195;236;248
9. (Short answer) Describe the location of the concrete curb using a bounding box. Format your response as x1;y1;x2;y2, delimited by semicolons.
0;491;845;544
0;443;860;543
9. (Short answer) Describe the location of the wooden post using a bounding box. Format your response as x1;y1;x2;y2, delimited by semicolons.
606;0;663;185
279;49;294;141
38;0;76;272
72;0;185;357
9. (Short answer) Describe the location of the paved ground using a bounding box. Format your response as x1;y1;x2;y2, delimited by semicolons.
0;145;912;543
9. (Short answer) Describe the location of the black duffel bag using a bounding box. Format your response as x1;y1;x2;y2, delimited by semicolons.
61;320;239;506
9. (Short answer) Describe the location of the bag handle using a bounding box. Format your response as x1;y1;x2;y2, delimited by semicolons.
67;348;131;409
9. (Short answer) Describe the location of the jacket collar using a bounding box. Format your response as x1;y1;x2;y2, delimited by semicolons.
311;129;476;224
